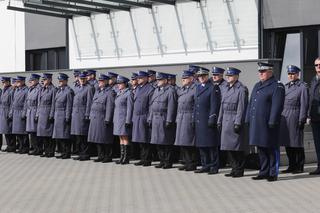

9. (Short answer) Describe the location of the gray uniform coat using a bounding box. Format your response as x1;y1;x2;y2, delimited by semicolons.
53;86;74;139
71;84;94;136
0;86;13;134
26;84;41;133
149;85;177;145
113;88;133;136
131;83;155;143
174;83;196;146
10;85;28;135
194;82;221;147
218;81;248;151
88;86;115;144
36;84;56;137
279;80;309;147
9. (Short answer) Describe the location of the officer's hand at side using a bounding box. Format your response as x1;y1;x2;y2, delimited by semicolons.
147;121;152;128
104;121;111;127
298;122;305;130
208;122;217;129
7;116;12;122
65;118;71;124
21;115;26;121
84;116;90;123
191;122;195;129
48;117;54;123
125;123;132;128
34;116;38;123
234;124;241;134
268;123;277;129
165;122;173;129
217;124;222;132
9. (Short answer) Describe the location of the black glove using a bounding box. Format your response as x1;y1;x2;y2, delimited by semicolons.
84;116;90;123
48;117;54;123
165;122;173;129
34;116;38;123
268;123;277;129
298;122;305;130
191;122;195;129
105;121;111;127
21;115;26;121
234;124;241;134
217;124;222;132
208;122;217;129
147;121;152;128
65;118;71;125
125;123;131;128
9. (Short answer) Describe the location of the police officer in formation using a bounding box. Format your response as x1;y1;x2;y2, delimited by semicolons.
10;76;29;154
194;67;221;175
278;65;309;174
88;74;115;163
113;75;133;165
0;77;15;152
132;71;155;167
0;61;317;182
53;73;74;159
26;74;41;155
71;72;94;161
218;67;248;177
246;62;285;181
36;73;56;157
149;72;177;169
174;70;197;171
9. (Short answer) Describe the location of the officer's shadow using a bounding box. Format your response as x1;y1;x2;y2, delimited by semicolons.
278;167;320;181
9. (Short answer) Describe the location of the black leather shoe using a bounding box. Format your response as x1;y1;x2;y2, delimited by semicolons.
62;155;71;159
155;163;164;168
163;164;173;169
309;169;320;175
143;162;152;167
102;158;112;163
292;169;304;174
232;173;244;178
40;154;47;158
267;176;278;182
178;165;186;171
281;167;295;174
134;161;144;166
185;166;197;171
252;175;269;180
225;173;234;177
56;155;63;159
94;158;103;162
46;154;54;158
79;157;90;161
194;168;210;173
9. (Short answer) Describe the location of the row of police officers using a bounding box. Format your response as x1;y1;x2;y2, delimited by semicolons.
0;60;319;182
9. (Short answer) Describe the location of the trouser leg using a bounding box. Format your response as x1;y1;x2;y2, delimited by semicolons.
258;147;269;177
285;147;296;170
229;151;245;175
78;135;89;159
164;145;173;167
208;146;219;173
311;122;320;168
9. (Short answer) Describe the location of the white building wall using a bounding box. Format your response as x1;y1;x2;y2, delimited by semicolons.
0;0;25;72
69;0;258;69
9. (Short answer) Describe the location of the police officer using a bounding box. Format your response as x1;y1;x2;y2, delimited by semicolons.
9;76;29;154
168;74;180;91
211;66;229;167
113;75;133;165
0;77;15;152
217;67;248;177
73;70;81;90
132;71;155;167
174;70;197;171
87;69;99;91
308;57;320;175
149;72;177;169
279;65;309;174
194;67;221;175
26;74;42;155
36;73;56;158
53;73;74;159
246;62;285;181
71;72;95;161
88;74;115;163
147;69;157;88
